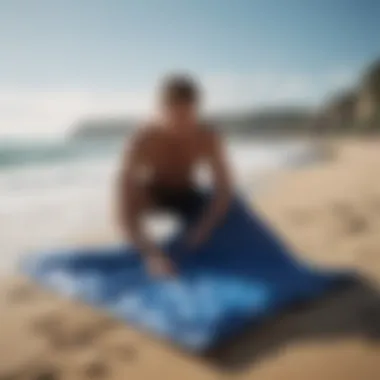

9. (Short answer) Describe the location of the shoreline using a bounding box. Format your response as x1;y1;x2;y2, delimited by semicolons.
1;138;380;379
0;138;317;278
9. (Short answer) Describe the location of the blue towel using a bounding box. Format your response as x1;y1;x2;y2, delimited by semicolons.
21;197;346;351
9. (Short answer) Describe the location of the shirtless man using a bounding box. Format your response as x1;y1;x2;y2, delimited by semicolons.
117;74;232;277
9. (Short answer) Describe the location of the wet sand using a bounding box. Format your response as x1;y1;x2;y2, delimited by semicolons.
1;138;380;380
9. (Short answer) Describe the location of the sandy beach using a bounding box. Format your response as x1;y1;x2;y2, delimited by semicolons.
1;138;380;380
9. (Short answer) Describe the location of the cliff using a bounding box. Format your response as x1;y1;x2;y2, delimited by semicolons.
323;59;380;132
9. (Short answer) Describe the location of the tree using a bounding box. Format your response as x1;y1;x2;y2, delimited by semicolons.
363;59;380;104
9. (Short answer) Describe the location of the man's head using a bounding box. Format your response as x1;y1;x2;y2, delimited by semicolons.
159;74;200;127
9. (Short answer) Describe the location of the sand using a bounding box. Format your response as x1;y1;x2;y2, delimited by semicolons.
1;138;380;380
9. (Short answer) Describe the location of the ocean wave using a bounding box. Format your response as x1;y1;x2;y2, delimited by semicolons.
0;139;123;169
0;138;319;275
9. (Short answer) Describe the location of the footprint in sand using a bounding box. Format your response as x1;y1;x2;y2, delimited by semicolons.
7;284;37;304
62;318;119;349
331;202;369;235
32;312;62;337
6;363;60;380
30;369;59;380
32;312;117;351
345;215;368;235
106;343;138;362
32;312;73;349
81;357;109;379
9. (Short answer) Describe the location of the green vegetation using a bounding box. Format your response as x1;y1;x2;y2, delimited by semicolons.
324;59;380;133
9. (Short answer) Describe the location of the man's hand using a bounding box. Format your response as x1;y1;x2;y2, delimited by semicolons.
145;251;176;278
185;131;231;252
186;226;209;250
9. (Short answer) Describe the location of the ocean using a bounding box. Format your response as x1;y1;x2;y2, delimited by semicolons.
0;137;317;275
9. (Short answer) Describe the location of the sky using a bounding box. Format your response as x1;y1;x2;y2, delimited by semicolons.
0;0;379;138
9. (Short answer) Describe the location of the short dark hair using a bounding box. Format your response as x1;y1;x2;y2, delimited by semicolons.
160;74;200;104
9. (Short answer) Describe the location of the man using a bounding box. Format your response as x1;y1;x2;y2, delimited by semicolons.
117;74;232;277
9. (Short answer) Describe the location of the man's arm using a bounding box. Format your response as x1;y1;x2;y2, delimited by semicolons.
117;134;157;255
117;132;175;276
188;132;232;246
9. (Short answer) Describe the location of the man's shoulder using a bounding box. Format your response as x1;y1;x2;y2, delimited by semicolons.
130;122;162;145
199;120;216;132
199;123;221;142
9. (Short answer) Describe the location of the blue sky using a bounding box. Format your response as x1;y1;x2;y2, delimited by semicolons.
0;0;379;136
